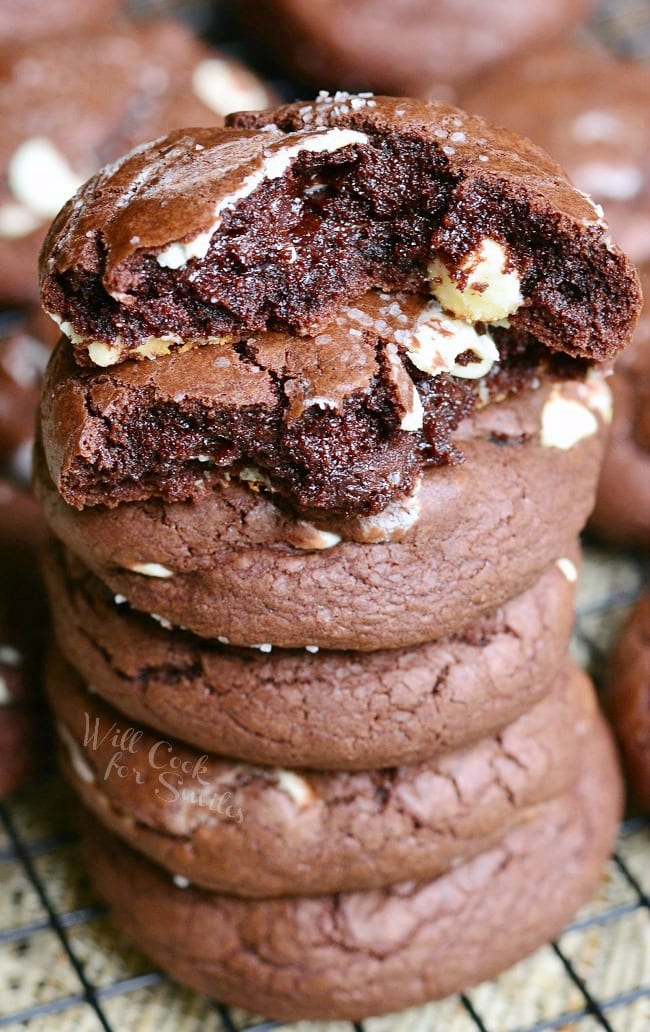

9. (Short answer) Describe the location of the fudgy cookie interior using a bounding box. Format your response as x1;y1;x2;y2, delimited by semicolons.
41;101;640;366
42;297;588;514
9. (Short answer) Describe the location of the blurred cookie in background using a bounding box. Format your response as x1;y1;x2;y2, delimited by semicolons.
234;0;594;97
607;591;650;811
0;0;124;44
0;627;46;798
460;42;650;265
0;310;57;484
0;19;275;304
589;264;650;548
0;478;49;798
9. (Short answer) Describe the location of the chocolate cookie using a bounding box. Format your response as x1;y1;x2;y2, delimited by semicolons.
82;711;621;1021
0;479;49;797
40;95;640;368
0;312;54;483
0;0;122;43
0;478;48;662
0;21;273;303
36;378;608;650
607;592;650;810
461;42;650;266
235;0;592;96
51;654;596;896
590;264;650;547
42;541;577;769
0;624;41;797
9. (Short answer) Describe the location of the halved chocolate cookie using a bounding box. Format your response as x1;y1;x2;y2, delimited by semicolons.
41;95;640;367
36;377;608;649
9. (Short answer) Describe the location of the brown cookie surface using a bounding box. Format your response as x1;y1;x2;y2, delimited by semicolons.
40;95;640;368
43;541;577;769
607;591;650;810
50;652;591;896
36;378;608;650
82;709;622;1021
0;22;273;303
590;264;650;547
461;42;650;266
235;0;592;95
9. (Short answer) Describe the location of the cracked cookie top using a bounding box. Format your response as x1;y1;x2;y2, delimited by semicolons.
40;94;641;368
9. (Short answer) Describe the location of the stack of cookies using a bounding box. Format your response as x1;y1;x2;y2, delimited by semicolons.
37;94;640;1020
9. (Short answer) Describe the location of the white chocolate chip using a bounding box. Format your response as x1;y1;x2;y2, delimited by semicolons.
355;479;422;543
575;161;643;202
128;562;174;578
239;465;274;489
406;300;500;380
305;645;320;653
541;387;599;449
131;337;183;360
173;874;190;889
46;314;84;343
87;340;123;367
155;232;215;271
572;110;619;143
156;128;368;269
556;558;578;583
0;334;49;388
86;333;228;367
383;341;424;431
0;677;11;706
291;522;342;550
8;137;83;220
88;336;177;365
253;643;273;653
58;722;95;785
274;769;316;808
0;202;42;238
303;395;338;412
429;239;523;323
9;438;34;486
150;613;174;630
400;387;424;431
192;58;269;116
575;372;613;424
0;646;22;667
313;532;344;549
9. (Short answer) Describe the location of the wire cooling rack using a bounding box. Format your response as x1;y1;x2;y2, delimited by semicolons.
0;545;649;1032
2;0;650;1029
